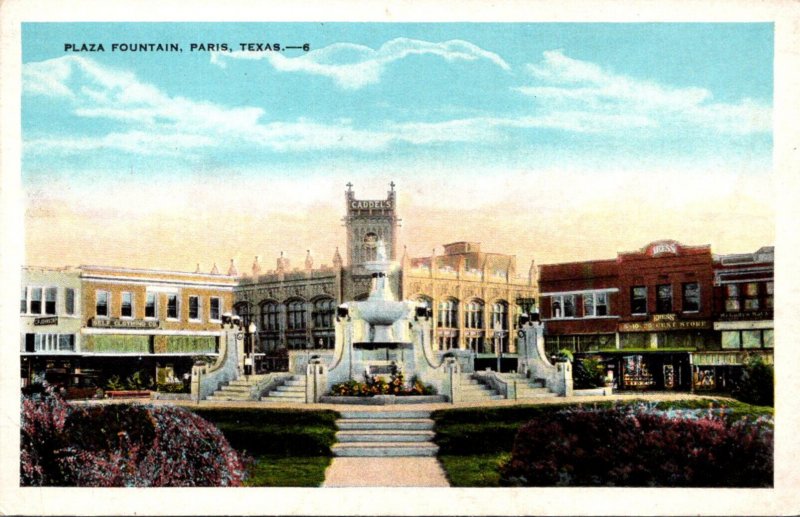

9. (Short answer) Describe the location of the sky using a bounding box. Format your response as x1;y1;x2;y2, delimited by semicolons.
21;22;774;274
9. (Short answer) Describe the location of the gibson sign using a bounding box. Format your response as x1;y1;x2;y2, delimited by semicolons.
619;313;710;332
89;318;159;329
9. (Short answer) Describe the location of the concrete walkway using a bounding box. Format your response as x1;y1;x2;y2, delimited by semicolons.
322;457;450;487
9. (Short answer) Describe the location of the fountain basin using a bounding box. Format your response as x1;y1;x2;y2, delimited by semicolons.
354;300;408;326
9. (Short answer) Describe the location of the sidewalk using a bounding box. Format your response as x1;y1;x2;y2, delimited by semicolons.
322;457;450;487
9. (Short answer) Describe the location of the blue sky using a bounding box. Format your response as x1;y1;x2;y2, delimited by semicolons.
21;23;774;270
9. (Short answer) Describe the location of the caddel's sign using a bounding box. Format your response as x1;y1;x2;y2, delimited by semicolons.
619;313;710;332
349;199;392;211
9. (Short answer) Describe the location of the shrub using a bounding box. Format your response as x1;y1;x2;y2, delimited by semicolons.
156;382;189;393
330;371;436;397
733;356;774;407
500;406;773;487
573;357;605;389
21;388;246;486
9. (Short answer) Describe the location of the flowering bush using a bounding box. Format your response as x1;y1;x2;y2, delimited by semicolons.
732;355;774;407
330;372;436;396
21;386;246;486
500;405;773;487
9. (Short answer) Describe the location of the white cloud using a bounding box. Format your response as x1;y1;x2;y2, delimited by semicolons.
211;37;510;89
516;49;771;135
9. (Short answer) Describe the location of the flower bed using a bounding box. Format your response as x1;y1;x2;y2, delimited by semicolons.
330;372;436;397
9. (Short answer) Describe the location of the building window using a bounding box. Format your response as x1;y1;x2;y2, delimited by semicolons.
682;282;700;312
95;290;109;317
31;287;43;314
550;295;575;319
438;299;459;328
167;294;179;319
745;282;759;297
465;300;484;329
189;295;200;321
492;301;510;353
742;330;761;349
121;292;133;318
725;284;740;312
721;329;773;350
744;282;760;311
234;302;251;326
261;301;281;331
210;297;221;321
363;232;378;262
583;292;609;317
744;298;760;311
656;284;672;314
45;287;57;315
58;334;75;352
145;292;157;319
65;288;75;315
20;287;27;314
631;286;647;315
312;298;335;328
287;300;307;330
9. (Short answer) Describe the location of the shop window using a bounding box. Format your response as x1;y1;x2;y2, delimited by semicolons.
20;287;27;314
121;292;133;318
682;282;700;312
145;292;157;319
656;284;673;313
631;286;647;315
65;288;75;315
287;300;307;330
763;329;774;348
189;295;200;321
721;331;741;349
742;330;761;349
31;287;43;314
95;290;109;317
45;287;57;315
465;300;484;329
209;297;221;321
167;294;179;320
438;299;459;328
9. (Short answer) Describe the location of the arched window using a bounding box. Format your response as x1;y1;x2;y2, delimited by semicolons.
438;299;458;328
492;301;510;353
260;301;281;331
465;300;484;329
312;298;335;328
233;302;252;326
286;300;307;330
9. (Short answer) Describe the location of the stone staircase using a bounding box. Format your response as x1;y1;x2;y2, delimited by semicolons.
459;373;503;402
331;410;439;457
259;375;307;403
502;373;558;399
206;374;269;401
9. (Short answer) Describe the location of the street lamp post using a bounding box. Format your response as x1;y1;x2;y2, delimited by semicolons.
245;322;257;377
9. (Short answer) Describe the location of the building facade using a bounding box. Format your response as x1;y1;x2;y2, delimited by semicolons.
231;184;537;373
21;265;236;388
538;240;773;392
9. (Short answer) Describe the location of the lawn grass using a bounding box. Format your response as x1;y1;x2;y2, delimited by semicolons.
187;407;339;486
438;453;510;487
244;455;332;487
432;398;773;486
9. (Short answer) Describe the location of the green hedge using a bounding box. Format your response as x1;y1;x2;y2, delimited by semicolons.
165;335;216;354
191;408;339;457
85;335;149;353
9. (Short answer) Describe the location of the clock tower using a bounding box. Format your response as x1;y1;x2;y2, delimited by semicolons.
343;182;400;268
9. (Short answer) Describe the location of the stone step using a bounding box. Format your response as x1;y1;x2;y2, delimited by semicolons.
460;384;495;392
259;396;305;403
268;390;306;398
460;394;504;401
337;418;434;431
338;410;431;420
206;395;251;401
331;442;439;457
219;385;252;393
276;385;306;393
284;379;307;387
335;430;435;443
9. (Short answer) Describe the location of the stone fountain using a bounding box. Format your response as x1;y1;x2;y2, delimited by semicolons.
323;240;449;396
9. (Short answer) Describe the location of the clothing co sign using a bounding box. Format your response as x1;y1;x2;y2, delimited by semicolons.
89;318;159;329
